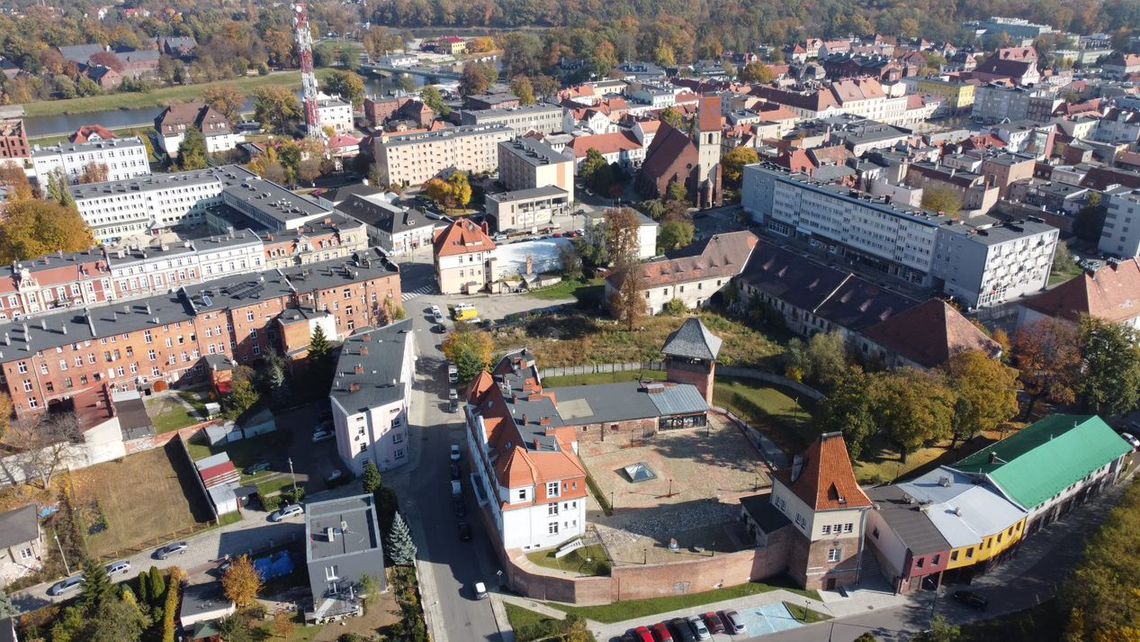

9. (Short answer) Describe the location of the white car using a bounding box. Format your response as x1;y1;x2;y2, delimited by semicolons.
105;561;131;577
474;581;489;600
450;444;461;462
312;429;334;443
1122;432;1140;450
47;576;84;596
270;504;304;522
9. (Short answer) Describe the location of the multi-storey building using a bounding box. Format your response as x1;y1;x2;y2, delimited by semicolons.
316;95;355;135
0;251;115;321
459;104;564;136
432;219;496;294
931;217;1058;308
903;78;976;115
259;215;368;270
979;153;1036;199
496;138;575;202
486;186;572;234
971;84;1061;124
1099;186;1140;257
154;103;242;157
0;118;29;167
0;251;401;416
337;196;438;255
374;124;513;187
1093;108;1140;145
33;138;150;185
329;320;414;474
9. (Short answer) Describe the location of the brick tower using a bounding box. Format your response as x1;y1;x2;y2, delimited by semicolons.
662;317;722;405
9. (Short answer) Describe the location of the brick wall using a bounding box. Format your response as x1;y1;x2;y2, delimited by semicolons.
570;417;658;446
788;533;863;590
666;359;716;405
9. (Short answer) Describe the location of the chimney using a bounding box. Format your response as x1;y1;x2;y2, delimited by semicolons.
360;346;369;356
521;414;528;425
790;454;804;482
938;476;951;487
349;382;361;393
354;363;364;375
533;438;540;450
326;527;335;541
989;451;999;464
2;333;8;346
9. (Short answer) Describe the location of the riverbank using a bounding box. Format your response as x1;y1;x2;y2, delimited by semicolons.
20;69;339;119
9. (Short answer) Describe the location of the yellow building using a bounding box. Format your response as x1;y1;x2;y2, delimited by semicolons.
910;78;976;113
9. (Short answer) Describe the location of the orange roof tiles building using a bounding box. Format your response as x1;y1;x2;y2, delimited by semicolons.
432;219;496;294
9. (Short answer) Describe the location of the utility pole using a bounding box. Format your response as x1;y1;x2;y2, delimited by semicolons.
288;457;298;494
54;532;70;576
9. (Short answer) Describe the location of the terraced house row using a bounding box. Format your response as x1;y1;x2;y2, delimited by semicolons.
865;415;1131;593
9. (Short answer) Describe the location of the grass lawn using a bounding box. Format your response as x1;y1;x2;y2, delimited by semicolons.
70;446;209;559
548;581;818;624
506;603;597;642
526;278;605;302
145;394;202;434
853;444;949;485
959;598;1063;642
543;370;667;387
21;69;337;118
494;310;782;369
526;544;611;576
783;602;830;624
712;377;817;451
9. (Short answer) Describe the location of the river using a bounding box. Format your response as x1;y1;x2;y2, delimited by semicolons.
23;73;426;139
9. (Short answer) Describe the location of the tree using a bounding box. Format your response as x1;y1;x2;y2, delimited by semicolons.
89;595;146;642
217;615;256;642
360;461;382;494
559;244;584;281
78;162;109;184
1078;317;1140;415
222;555;262;609
1073;197;1107;243
787;332;849;390
945;350;1019;446
1012;318;1081;418
660;107;683;129
739;61;775;84
459;61;496;96
604;208;641;268
271;610;295;639
0;393;13;444
306;325;335;395
297;157;322;186
224;366;260;419
386;512;417;566
0;165;33;202
321;70;366;108
442;328;494;381
579;148;608;189
563;615;592;642
448;172;472;208
79;557;114;615
869;369;956;463
921;186;962;217
608;265;647;330
657;219;694;253
397;73;416;94
420;86;450;116
0;591;15;619
176;127;209;170
359;574;381;608
148;565;167;604
202;83;246;122
509;75;536;105
253;86;302;134
6;411;82;489
853;634;879;642
662;298;687;315
45;168;76;209
666;182;688;203
818;367;877;460
722;147;759;187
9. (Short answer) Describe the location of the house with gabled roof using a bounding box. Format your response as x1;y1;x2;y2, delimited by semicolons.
857;299;1000;369
1018;259;1140;329
0;504;43;585
154;102;241;157
741;432;872;590
432;219;496;294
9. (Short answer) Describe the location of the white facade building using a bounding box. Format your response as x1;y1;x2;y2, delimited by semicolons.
329;320;415;474
931;218;1058;308
33;137;150;185
316;95;355;135
460;104;564;136
1100;187;1140;258
376;125;513;187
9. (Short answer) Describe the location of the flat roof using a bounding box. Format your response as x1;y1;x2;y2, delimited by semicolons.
33;136;145;157
380;124;512;148
498;137;569;167
486;185;569;203
71;165;258;201
306;494;382;562
551;381;708;424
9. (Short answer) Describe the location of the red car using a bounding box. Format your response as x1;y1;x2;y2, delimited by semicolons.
651;622;674;642
631;626;654;642
702;612;725;634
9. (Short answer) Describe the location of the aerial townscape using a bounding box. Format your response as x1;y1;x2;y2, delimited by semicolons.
0;1;1139;642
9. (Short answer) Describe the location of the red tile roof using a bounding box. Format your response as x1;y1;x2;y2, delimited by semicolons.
861;299;1000;368
1022;259;1140;324
698;96;722;133
432;219;495;258
565;131;642;158
608;231;758;289
775;433;871;512
69;125;116;143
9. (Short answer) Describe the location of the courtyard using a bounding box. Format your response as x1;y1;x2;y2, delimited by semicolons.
577;414;768;566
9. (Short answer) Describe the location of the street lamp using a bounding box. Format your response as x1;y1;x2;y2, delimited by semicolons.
288;457;298;494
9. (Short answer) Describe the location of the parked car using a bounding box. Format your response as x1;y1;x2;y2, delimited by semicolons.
155;541;189;560
48;576;84;596
952;590;989;611
270;504;304;522
668;618;696;642
722;610;746;634
701;612;724;635
650;622;673;642
450;443;461;461
312;429;334;443
325;469;345;485
105;561;131;577
1121;432;1140;450
458;520;472;541
243;461;271;475
447;362;459;384
448;388;459;412
449;463;460;480
474;581;489;600
630;627;654;642
430;305;443;319
686;615;711;640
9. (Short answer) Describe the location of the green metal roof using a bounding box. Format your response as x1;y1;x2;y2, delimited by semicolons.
952;415;1131;511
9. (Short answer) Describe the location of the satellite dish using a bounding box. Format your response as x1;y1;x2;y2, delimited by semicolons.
294;5;303;12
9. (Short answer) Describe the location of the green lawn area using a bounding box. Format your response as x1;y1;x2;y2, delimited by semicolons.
547;581;818;624
783;602;830;624
505;604;596;642
712;377;817;451
543;370;667;387
959;599;1063;642
145;395;203;434
526;278;605;302
853;443;949;485
21;69;336;118
526;544;611;576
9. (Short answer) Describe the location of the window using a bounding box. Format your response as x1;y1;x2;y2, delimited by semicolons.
324;565;339;581
951;551;959;562
548;503;559;516
827;547;841;563
247;311;255;322
548;522;559;535
821;525;831;535
843;523;853;534
547;482;560;497
22;380;32;392
915;557;924;568
517;489;526;500
39;363;48;374
19;546;33;560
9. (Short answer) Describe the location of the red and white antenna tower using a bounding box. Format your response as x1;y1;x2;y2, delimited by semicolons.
292;2;320;136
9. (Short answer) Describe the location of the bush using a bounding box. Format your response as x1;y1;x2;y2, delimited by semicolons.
662;299;687;316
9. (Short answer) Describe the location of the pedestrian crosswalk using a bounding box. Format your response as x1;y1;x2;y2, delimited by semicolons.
402;284;436;301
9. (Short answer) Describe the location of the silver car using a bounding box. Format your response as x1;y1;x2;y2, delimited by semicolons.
47;575;84;596
105;560;131;577
270;504;304;522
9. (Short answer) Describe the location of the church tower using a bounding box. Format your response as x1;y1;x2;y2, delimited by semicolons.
662;317;722;405
695;96;723;208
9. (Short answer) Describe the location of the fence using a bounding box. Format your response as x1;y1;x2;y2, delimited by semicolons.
539;361;664;380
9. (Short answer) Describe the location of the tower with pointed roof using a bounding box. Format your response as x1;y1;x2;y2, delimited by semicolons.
695;96;723;208
662;317;721;405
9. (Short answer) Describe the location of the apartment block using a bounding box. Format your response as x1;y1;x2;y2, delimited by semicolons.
931;217;1058;308
33;137;150;185
496;138;575;202
486;186;572;234
317;96;354;135
460;104;564;136
375;125;512;187
971;84;1061;124
1099;186;1140;257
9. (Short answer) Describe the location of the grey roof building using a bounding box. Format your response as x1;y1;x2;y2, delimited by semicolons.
662;317;723;361
305;494;386;621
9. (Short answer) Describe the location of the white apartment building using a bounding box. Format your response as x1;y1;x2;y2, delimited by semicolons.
497;138;575;202
375;124;513;187
433;219;496;294
459;104;564;136
104;230;265;300
931;218;1058;308
743;164;947;285
316;95;355;135
1093;108;1140;145
1100;186;1140;258
33;137;150;185
329;320;415;474
486;186;571;234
